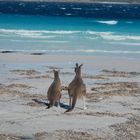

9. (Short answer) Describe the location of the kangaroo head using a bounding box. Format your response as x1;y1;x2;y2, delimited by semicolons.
53;69;60;78
74;63;83;76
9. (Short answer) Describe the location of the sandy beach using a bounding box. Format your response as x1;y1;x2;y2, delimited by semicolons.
0;53;140;139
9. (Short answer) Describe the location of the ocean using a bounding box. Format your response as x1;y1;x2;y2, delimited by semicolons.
0;14;140;58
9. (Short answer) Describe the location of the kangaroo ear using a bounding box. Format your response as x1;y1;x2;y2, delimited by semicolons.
79;64;83;68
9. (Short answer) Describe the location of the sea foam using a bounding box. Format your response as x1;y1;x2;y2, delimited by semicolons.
1;29;140;42
97;20;118;25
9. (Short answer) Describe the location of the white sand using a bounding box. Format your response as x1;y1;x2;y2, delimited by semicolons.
0;53;140;139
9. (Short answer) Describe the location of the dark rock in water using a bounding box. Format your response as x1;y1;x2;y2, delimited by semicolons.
30;52;45;55
1;51;15;53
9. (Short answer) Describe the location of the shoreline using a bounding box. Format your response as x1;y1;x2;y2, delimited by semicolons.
0;53;140;72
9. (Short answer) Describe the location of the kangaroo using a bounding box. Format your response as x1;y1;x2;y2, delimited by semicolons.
47;70;61;108
65;63;86;112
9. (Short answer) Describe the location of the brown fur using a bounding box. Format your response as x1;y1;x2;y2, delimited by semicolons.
47;70;61;108
65;63;86;112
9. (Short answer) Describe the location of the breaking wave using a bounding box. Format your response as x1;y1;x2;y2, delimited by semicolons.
97;20;118;25
0;29;81;39
1;28;140;42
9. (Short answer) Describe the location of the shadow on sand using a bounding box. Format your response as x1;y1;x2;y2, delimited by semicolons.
32;99;69;110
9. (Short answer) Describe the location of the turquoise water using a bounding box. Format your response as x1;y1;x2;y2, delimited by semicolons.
0;14;140;57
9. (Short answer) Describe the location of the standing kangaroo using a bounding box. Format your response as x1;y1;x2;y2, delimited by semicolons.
47;70;61;108
65;63;86;112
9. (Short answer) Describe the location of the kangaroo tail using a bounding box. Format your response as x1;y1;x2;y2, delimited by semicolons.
65;93;78;113
71;94;78;110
